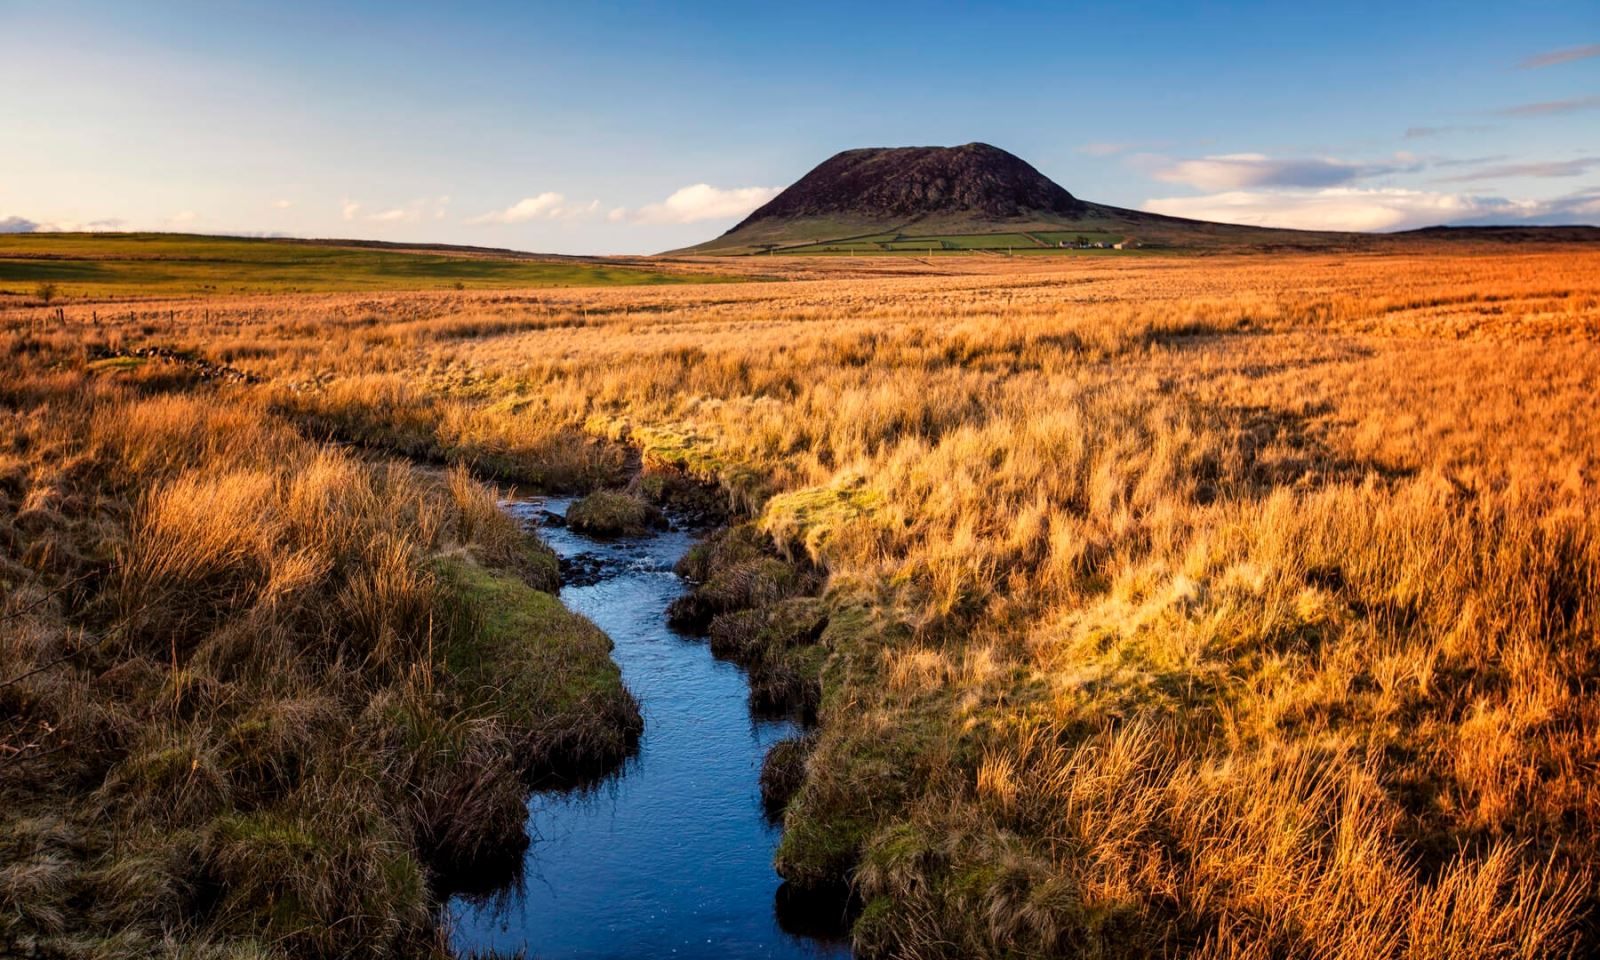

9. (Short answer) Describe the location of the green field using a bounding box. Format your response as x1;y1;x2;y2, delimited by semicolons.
0;233;728;297
1029;229;1121;245
770;229;1137;255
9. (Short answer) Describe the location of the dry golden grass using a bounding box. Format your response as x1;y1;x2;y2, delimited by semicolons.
0;338;635;956
5;245;1598;957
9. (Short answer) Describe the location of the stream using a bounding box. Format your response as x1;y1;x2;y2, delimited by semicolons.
448;494;852;959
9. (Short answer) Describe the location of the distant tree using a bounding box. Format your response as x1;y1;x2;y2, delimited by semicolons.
35;281;57;304
453;280;465;290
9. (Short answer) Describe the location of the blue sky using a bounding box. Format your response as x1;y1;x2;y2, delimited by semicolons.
2;1;1596;252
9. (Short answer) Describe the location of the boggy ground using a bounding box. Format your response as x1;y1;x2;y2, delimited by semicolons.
4;245;1599;958
0;342;642;956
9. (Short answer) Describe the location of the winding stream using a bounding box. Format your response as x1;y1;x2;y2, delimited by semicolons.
448;494;851;959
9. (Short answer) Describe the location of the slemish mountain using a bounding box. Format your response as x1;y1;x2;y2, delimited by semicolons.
671;142;1600;255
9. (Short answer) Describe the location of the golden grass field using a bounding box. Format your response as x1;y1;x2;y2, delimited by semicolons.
3;245;1598;958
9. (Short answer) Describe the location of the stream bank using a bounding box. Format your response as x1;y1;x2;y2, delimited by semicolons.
448;492;851;958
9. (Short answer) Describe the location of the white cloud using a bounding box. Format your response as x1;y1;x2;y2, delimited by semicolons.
273;199;294;209
168;210;198;225
1142;187;1555;232
1142;153;1410;191
349;196;452;224
622;184;781;224
468;193;600;224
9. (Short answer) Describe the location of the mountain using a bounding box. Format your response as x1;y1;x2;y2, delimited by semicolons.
679;142;1556;255
670;142;1310;254
735;143;1088;225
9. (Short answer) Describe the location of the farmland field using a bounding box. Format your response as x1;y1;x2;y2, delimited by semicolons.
771;229;1139;254
0;232;731;297
3;245;1597;958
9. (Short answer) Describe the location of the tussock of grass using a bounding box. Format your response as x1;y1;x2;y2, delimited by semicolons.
564;490;664;537
445;465;561;592
762;478;883;562
760;735;815;818
667;525;822;635
434;553;641;781
709;596;830;715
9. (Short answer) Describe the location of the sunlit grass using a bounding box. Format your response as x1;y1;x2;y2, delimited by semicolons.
4;245;1597;957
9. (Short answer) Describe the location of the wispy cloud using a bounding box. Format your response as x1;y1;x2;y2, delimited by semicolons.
1436;156;1600;182
1405;124;1493;139
347;196;453;224
1077;142;1135;157
1078;139;1182;156
1140;153;1415;191
0;215;126;233
613;184;781;224
468;193;600;224
1143;186;1598;232
1494;94;1600;117
1517;44;1600;69
1546;188;1600;221
1430;154;1511;168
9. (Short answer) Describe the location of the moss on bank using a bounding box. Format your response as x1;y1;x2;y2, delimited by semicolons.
434;553;641;781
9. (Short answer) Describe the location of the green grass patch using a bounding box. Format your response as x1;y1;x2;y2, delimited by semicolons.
0;232;734;297
768;229;1147;256
85;355;149;373
587;414;767;505
1030;229;1122;245
566;490;663;537
433;553;641;777
762;478;884;560
885;232;1039;251
435;553;622;716
774;241;894;254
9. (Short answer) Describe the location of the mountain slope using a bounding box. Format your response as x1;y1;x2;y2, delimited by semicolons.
672;142;1360;255
737;143;1086;224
